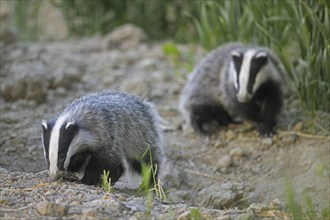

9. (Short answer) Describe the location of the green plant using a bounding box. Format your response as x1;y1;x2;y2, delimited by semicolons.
284;177;330;220
11;0;42;41
135;146;168;218
162;42;196;79
188;208;202;220
285;179;303;220
101;170;114;193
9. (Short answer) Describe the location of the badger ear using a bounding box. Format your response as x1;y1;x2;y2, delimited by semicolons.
231;51;242;58
255;51;267;58
254;51;268;66
41;120;48;130
65;121;76;130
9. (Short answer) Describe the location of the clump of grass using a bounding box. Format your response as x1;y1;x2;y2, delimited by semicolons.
136;146;168;218
188;208;202;220
11;0;42;41
138;146;167;201
101;170;114;193
162;42;196;79
285;174;330;219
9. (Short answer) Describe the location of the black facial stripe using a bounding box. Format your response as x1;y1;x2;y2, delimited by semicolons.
57;122;79;170
42;119;56;168
232;53;243;90
248;54;268;93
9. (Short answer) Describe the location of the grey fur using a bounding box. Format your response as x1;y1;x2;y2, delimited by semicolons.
42;90;164;185
179;42;286;135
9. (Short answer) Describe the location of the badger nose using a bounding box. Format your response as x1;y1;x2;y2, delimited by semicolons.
237;94;252;103
48;170;64;181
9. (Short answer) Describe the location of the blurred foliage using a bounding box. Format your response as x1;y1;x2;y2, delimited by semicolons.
57;0;199;40
9;0;330;114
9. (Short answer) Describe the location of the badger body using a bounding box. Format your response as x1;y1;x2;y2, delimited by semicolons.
179;43;286;136
42;90;164;185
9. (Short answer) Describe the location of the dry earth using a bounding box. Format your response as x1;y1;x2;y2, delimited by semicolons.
0;25;329;219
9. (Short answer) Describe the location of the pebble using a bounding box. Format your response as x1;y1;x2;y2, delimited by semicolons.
229;147;244;158
216;155;232;169
225;130;236;141
176;210;191;220
261;137;273;146
36;201;68;216
81;208;97;218
118;195;127;201
294;122;303;132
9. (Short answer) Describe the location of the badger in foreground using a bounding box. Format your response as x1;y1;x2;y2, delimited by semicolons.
179;43;286;136
41;90;164;185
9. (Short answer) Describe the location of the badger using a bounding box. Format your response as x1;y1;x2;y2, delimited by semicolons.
179;43;286;136
41;90;164;186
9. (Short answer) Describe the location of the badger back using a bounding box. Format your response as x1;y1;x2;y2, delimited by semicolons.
229;46;286;103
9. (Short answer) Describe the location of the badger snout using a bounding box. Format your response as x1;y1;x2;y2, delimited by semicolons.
48;170;64;181
237;93;252;103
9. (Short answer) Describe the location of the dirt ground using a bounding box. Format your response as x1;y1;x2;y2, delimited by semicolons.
0;25;329;218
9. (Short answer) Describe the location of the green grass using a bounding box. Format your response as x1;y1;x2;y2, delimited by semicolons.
284;164;330;220
101;170;114;193
135;146;168;218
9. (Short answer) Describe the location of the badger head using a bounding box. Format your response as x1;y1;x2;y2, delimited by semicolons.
230;49;282;103
41;115;92;182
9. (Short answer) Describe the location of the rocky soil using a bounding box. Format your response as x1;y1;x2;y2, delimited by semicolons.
1;24;329;219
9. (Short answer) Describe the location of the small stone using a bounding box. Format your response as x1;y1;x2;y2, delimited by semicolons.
70;201;81;206
81;208;96;218
214;140;225;148
36;201;68;216
176;210;190;220
225;130;236;141
229;147;244;158
261;137;273;146
216;155;232;169
294;122;303;132
103;194;112;200
118;195;126;201
269;198;286;210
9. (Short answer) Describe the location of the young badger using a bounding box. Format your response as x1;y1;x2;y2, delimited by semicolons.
179;43;286;136
41;90;164;185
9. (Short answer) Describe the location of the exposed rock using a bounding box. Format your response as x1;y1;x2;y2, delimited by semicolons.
103;24;147;50
229;147;244;158
195;181;244;209
38;1;68;40
216;155;232;169
36;201;69;216
1;69;49;104
81;208;97;218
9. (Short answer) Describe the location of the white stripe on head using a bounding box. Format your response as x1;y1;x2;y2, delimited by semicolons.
41;120;48;130
237;50;255;102
65;121;75;129
228;61;238;89
41;136;47;162
48;113;68;179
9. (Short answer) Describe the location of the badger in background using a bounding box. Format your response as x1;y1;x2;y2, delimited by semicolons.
179;43;287;137
41;90;164;186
